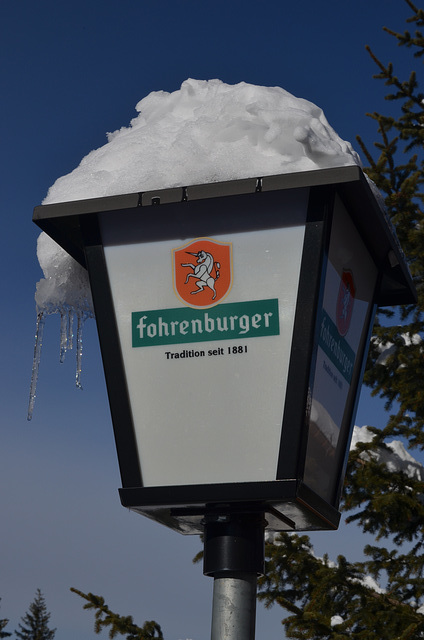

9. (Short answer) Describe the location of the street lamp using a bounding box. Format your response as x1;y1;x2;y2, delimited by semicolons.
34;165;415;639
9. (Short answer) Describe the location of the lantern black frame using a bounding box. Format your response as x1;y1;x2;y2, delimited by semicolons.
33;165;416;534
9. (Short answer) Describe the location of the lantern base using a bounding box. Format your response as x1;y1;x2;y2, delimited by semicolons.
119;480;341;535
203;511;266;577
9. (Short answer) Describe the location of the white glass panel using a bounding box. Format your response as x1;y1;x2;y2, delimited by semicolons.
101;196;307;487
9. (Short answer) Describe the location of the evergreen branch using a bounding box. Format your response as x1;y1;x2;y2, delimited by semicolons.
355;135;378;169
365;44;424;110
70;588;163;640
405;0;419;13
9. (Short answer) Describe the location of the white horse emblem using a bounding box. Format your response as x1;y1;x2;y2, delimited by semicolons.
181;250;221;300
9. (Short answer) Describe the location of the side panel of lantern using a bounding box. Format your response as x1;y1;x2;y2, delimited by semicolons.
80;214;143;489
275;184;332;483
99;189;308;488
302;193;379;505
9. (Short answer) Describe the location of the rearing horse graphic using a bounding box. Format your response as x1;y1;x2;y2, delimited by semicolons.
181;249;221;300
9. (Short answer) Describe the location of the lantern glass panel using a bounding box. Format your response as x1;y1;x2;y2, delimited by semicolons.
303;194;378;503
99;190;309;487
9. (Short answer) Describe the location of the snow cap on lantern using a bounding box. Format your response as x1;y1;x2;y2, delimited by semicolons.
31;78;363;418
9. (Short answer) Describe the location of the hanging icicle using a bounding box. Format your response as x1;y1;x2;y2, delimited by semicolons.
75;311;84;390
59;310;69;363
27;306;93;420
59;308;77;363
27;312;46;421
28;232;94;419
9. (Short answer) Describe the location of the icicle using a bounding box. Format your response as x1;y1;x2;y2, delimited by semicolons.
67;309;74;351
75;312;84;390
59;308;75;363
27;312;46;421
59;311;68;363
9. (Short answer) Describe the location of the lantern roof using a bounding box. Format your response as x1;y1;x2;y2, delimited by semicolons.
34;165;416;307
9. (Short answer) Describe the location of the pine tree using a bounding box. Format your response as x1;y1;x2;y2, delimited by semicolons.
0;621;10;640
0;599;11;639
15;590;55;640
258;1;424;637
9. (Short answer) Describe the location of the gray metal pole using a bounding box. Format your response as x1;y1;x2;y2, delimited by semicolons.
211;573;257;640
203;512;265;640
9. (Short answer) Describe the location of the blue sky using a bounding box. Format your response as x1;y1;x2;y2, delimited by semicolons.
0;0;418;638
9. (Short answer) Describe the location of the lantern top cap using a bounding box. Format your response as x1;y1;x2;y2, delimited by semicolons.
33;165;416;307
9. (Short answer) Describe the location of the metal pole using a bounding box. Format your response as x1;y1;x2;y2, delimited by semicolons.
211;573;257;640
203;512;266;640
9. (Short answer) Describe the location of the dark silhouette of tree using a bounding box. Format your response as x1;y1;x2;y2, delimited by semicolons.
15;590;55;640
0;598;11;639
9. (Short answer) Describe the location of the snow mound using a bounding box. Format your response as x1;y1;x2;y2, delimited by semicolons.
351;425;424;480
43;78;361;205
35;233;93;315
37;79;362;322
30;78;363;418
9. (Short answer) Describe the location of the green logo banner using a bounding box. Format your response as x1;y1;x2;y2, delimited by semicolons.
319;309;355;383
132;299;280;347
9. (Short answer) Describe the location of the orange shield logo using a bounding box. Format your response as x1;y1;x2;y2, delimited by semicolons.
173;238;233;308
